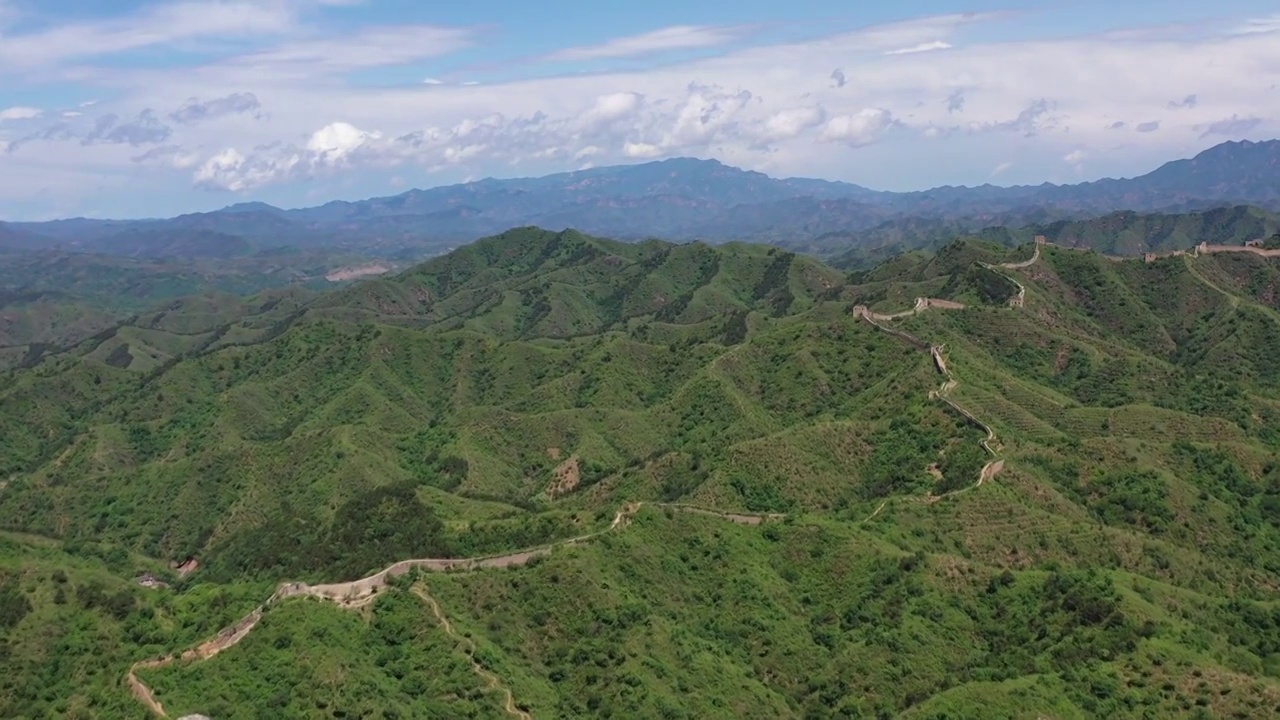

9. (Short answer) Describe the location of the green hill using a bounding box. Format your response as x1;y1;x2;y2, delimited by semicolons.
2;228;1280;718
831;205;1280;270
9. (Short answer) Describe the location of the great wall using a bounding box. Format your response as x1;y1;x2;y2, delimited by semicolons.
125;235;1276;717
126;244;1049;718
125;502;782;718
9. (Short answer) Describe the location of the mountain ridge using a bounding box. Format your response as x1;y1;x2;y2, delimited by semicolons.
6;140;1280;258
4;228;1280;717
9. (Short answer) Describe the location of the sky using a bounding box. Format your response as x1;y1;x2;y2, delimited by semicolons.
0;0;1278;220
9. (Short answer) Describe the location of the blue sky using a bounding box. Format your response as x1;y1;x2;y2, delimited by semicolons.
1;0;1278;220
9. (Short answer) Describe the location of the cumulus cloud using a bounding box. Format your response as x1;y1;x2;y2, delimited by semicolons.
4;8;1280;216
307;121;382;162
585;92;643;123
1063;149;1086;167
170;92;262;125
195;148;254;191
623;142;662;159
544;25;742;61
821;109;897;147
185;84;771;191
759;106;828;143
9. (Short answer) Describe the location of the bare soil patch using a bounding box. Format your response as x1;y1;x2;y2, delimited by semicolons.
547;456;580;499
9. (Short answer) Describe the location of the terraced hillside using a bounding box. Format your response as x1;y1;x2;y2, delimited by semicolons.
2;228;1280;719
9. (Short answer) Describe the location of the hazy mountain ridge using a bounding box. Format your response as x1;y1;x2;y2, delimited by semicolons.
6;140;1280;259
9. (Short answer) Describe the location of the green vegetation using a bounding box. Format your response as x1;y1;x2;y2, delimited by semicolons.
3;228;1280;717
145;588;508;719
831;205;1280;270
0;246;401;365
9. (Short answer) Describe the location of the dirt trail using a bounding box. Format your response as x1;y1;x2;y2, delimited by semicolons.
127;659;170;717
411;585;532;720
125;501;779;718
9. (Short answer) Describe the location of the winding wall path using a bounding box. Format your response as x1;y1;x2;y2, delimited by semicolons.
127;252;1059;717
851;269;1020;500
126;503;781;718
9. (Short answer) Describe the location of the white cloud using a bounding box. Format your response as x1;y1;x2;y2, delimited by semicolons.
821;109;897;146
195;148;250;191
623;142;662;158
0;106;41;122
759;106;828;142
194;147;306;192
228;25;472;73
422;78;444;85
1063;149;1086;167
990;161;1013;176
0;2;295;69
133;144;201;170
307;121;381;162
1234;15;1280;34
586;92;643;122
885;41;953;55
544;25;743;62
4;9;1280;215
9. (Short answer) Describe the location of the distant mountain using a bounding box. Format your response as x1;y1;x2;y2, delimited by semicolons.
8;140;1280;259
0;221;52;251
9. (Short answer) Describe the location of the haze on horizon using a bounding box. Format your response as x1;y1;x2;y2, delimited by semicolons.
1;0;1278;221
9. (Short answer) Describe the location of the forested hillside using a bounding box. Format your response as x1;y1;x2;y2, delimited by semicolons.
2;228;1279;718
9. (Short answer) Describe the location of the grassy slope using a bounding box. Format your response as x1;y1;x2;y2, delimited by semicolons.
3;230;1280;717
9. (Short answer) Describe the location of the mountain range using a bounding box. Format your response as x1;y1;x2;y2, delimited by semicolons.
3;139;1280;260
3;227;1280;717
